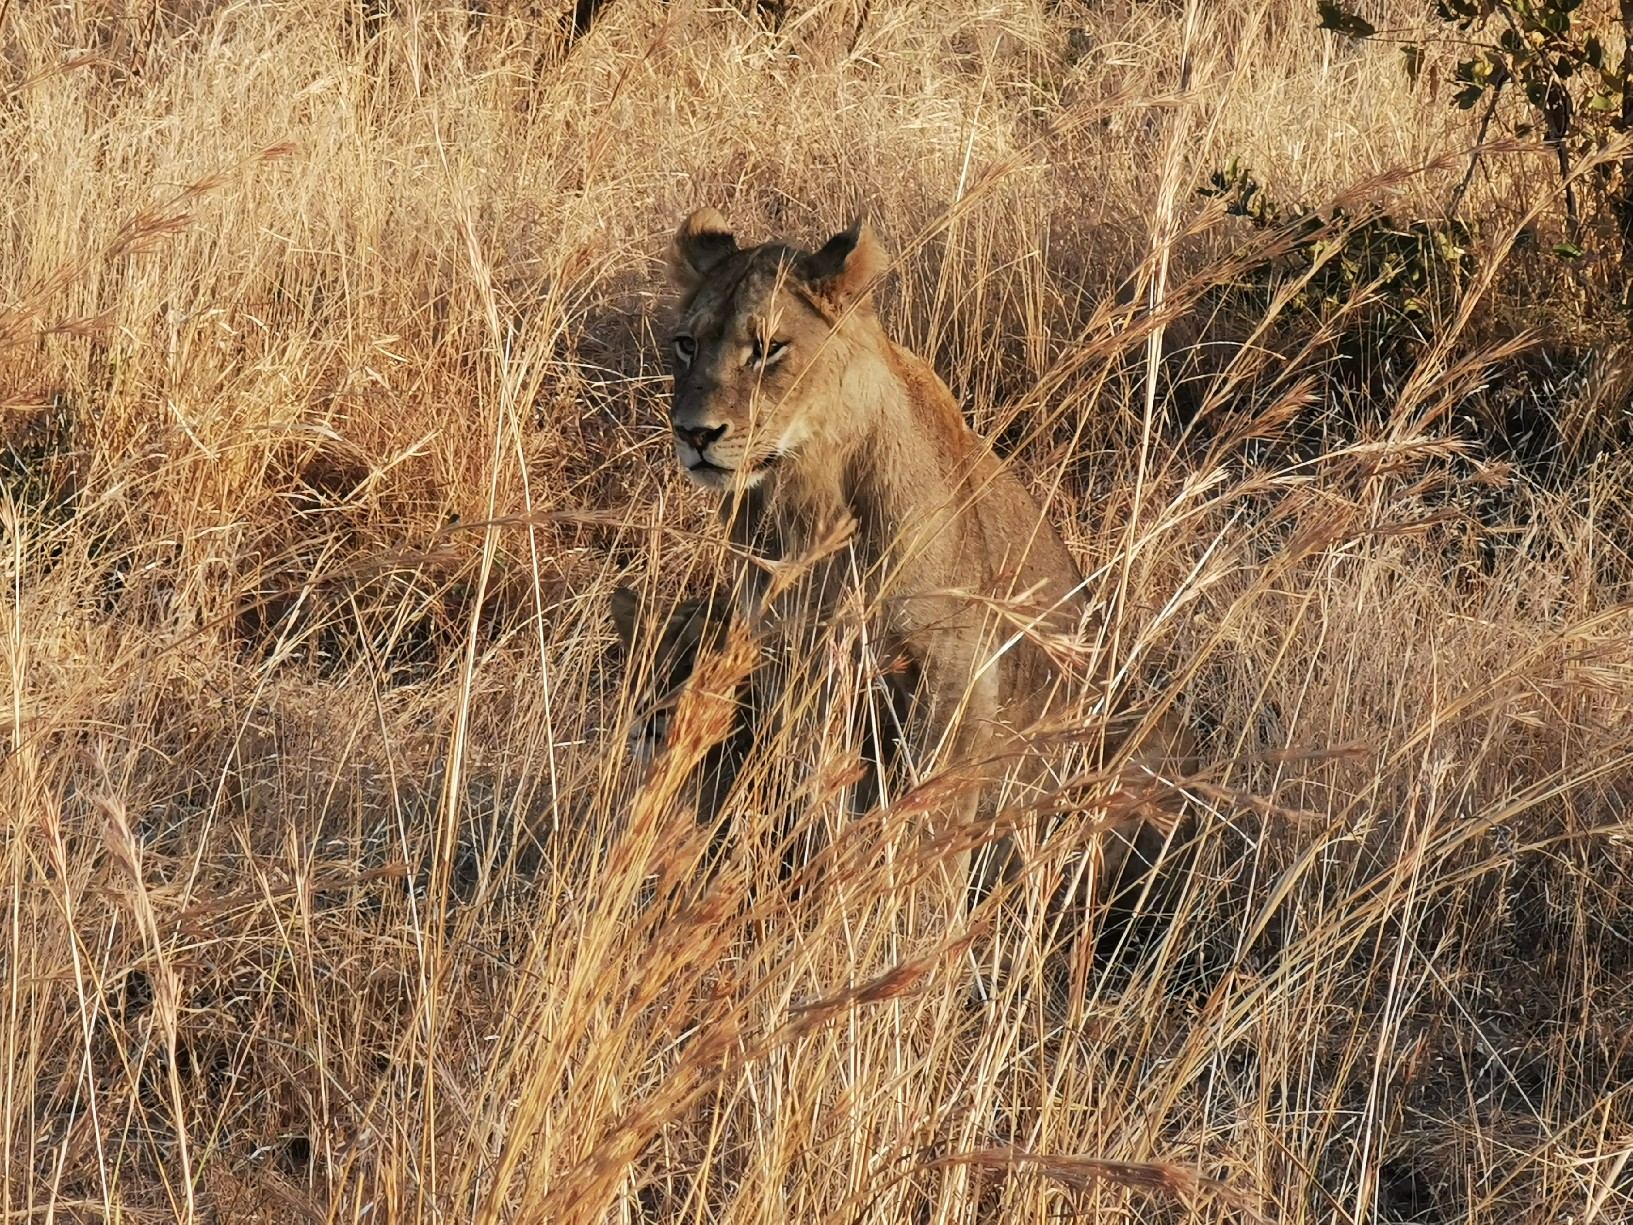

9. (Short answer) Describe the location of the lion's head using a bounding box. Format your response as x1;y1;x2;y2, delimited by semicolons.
664;209;889;491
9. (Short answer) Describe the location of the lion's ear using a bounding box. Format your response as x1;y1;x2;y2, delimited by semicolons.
669;209;738;290
609;585;642;647
801;217;887;312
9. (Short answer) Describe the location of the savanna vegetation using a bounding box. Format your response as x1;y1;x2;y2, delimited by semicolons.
2;0;1632;1220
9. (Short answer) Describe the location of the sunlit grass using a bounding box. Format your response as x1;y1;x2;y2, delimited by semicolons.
1;1;1630;1221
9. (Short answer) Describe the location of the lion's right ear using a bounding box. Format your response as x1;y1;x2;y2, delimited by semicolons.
668;209;738;290
609;585;642;647
800;217;888;314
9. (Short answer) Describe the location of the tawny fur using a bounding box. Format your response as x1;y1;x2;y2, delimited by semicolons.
663;210;1195;888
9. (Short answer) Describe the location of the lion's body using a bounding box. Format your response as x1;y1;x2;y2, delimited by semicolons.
659;208;1196;905
668;213;1094;787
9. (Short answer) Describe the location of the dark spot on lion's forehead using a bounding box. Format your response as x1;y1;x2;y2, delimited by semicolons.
682;241;831;338
697;244;804;298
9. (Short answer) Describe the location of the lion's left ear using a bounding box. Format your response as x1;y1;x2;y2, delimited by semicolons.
800;218;887;312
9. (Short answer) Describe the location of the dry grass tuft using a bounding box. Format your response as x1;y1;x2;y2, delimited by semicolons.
2;1;1631;1222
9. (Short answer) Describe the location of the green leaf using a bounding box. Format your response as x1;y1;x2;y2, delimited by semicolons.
1456;55;1507;88
1552;241;1584;258
1402;44;1424;85
1316;1;1376;39
1589;92;1618;112
1434;231;1467;262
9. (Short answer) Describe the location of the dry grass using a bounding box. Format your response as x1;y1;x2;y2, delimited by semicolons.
3;0;1632;1221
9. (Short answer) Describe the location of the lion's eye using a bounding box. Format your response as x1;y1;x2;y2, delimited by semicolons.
749;338;789;369
672;336;696;364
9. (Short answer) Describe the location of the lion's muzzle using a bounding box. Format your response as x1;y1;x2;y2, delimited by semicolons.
673;429;733;488
670;410;747;487
674;421;727;459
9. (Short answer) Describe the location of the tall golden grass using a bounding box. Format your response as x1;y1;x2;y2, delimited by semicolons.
2;0;1631;1220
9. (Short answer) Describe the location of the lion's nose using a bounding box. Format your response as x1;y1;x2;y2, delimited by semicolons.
674;422;727;453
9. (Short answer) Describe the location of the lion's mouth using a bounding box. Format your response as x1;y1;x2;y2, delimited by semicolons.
686;452;781;480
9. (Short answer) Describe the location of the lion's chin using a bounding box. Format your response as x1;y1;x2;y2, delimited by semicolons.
683;463;733;491
682;455;777;492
